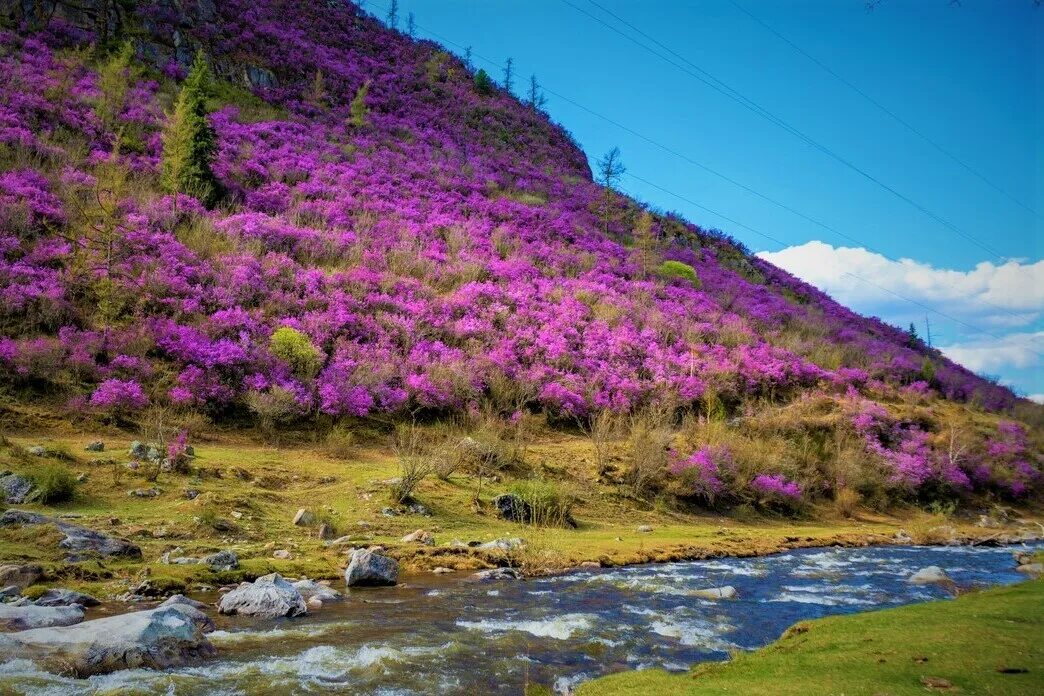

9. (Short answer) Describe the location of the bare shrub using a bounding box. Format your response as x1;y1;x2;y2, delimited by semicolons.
833;487;861;518
245;387;304;438
577;409;621;478
626;407;674;499
390;423;435;504
325;425;356;460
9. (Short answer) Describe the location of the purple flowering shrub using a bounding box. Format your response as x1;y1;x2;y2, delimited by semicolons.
0;1;1038;508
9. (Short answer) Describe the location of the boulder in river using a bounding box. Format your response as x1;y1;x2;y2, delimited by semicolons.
470;567;522;582
0;563;43;590
0;510;141;561
345;548;399;587
0;473;34;504
159;594;209;611
0;605;214;676
33;588;100;608
691;586;737;600
0;603;85;631
218;573;307;618
292;579;342;602
203;550;239;571
907;566;950;585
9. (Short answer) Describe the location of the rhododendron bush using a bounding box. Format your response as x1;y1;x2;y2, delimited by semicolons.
0;0;1038;506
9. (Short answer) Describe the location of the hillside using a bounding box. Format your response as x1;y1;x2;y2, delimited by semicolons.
0;0;1041;553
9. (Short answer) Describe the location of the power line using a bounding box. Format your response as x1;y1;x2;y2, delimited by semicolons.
728;0;1039;219
567;0;1007;261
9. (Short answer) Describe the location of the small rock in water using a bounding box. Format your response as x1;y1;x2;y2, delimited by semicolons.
400;529;435;545
691;585;737;600
292;579;342;602
432;567;454;574
470;567;522;582
203;550;239;571
636;525;654;533
292;508;315;526
159;594;208;611
307;596;323;610
33;588;100;607
907;566;950;585
84;441;104;452
0;603;85;631
0;585;20;601
345;548;399;587
218;573;307;618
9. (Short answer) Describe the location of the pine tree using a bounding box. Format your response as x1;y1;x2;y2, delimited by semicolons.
305;69;327;109
527;74;547;110
387;0;398;28
407;12;415;36
160;50;219;206
502;57;514;93
473;69;494;96
349;80;371;128
596;147;626;236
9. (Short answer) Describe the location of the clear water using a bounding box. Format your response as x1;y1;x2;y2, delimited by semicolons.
1;543;1037;695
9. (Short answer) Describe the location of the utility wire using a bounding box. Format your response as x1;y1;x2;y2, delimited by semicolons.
569;0;1007;261
729;0;1039;219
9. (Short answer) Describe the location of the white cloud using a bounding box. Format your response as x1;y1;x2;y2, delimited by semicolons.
756;241;1044;329
1028;394;1044;405
936;331;1044;373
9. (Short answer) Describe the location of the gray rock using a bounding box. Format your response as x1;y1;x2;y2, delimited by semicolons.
245;65;278;89
0;474;34;504
637;525;654;533
27;446;46;456
691;585;737;600
492;494;531;523
345;549;399;587
84;441;104;452
0;510;142;561
400;529;435;545
159;594;208;611
292;508;315;526
202;550;239;571
907;566;950;585
0;605;214;676
0;603;85;631
0;586;20;601
0;564;44;590
129;441;148;458
218;573;307;618
145;447;163;462
1015;563;1042;577
292;579;342;602
128;488;161;498
470;567;522;582
184;489;200;500
477;537;524;552
381;507;399;517
272;549;292;560
406;502;432;516
34;588;100;608
318;523;335;540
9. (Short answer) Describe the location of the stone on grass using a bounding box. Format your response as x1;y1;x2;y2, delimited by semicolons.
218;573;307;618
34;588;100;607
202;550;238;571
84;441;104;452
907;566;950;585
492;494;531;523
27;446;46;456
0;603;85;631
400;529;435;545
292;508;315;526
345;549;399;587
0;564;43;590
0;510;141;561
477;538;524;552
0;474;34;504
637;525;654;533
0;605;214;676
272;549;292;560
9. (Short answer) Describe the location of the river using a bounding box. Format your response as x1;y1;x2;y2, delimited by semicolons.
0;542;1037;695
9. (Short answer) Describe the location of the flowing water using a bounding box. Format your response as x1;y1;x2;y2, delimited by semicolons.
1;543;1038;695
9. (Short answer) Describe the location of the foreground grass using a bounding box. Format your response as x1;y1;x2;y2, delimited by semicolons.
0;429;1038;598
578;580;1044;696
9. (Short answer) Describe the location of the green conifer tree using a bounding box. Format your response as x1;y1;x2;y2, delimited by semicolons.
349;80;371;128
160;50;219;206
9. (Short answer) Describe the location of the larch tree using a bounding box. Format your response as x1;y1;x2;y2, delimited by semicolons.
160;50;219;206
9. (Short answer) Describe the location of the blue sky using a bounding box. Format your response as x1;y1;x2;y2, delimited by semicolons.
369;0;1042;398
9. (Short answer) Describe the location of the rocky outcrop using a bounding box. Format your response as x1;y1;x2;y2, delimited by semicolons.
345;549;399;587
217;573;307;618
33;588;100;607
0;510;141;561
0;563;43;590
0;473;33;504
0;603;85;631
0;605;215;676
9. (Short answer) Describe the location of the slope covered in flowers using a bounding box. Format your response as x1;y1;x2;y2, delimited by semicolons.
0;0;1038;503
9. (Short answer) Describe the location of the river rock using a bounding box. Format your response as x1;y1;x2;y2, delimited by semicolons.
292;508;315;526
691;585;737;600
1015;563;1042;577
84;441;104;452
0;473;34;504
292;579;342;602
159;594;208;611
0;586;20;601
401;529;435;545
470;567;522;582
34;588;100;608
0;605;214;676
477;537;524;552
202;550;239;571
0;603;85;631
492;494;531;523
0;564;43;590
0;510;141;561
907;566;950;585
218;573;307;618
432;567;454;574
345;549;399;587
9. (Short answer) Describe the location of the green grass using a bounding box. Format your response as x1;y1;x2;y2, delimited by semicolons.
578;580;1044;696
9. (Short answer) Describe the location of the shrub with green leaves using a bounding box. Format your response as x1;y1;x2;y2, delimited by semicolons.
349;80;371;127
509;479;576;527
269;326;323;378
31;464;77;504
473;69;494;96
658;260;701;287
